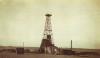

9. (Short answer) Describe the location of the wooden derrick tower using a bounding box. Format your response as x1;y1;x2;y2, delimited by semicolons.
39;14;59;54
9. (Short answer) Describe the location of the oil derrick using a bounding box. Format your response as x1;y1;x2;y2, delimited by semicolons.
39;14;59;54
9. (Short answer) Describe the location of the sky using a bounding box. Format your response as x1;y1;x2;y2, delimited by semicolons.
0;0;100;49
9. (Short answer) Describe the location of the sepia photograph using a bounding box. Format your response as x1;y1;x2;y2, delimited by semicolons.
0;0;100;58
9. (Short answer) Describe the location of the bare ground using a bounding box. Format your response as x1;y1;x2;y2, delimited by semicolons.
0;52;100;58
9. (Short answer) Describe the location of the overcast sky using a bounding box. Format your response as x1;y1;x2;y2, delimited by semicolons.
0;0;100;49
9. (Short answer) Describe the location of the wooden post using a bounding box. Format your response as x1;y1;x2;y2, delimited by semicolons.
71;40;72;51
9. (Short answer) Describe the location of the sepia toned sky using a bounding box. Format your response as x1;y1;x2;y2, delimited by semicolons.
0;0;100;49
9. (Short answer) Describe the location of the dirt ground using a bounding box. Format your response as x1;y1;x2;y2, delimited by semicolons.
0;52;100;58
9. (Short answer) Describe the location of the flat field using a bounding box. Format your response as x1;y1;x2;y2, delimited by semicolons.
0;52;100;58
